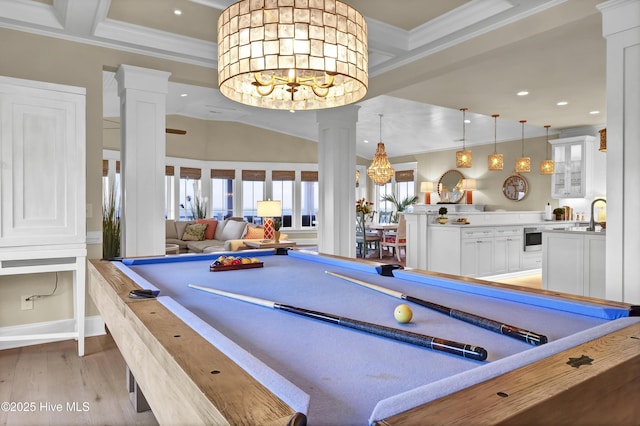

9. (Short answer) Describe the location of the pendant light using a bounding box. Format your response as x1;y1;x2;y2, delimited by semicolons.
515;120;530;173
598;128;607;152
367;114;394;186
217;0;368;111
456;108;472;168
487;114;503;171
539;125;554;175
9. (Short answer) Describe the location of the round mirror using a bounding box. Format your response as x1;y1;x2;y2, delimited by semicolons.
502;174;528;201
438;170;465;204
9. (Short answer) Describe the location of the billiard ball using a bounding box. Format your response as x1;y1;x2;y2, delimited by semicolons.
394;304;413;323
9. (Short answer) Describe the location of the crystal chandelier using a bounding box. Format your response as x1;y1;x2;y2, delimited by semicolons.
367;114;394;186
515;120;531;173
456;108;472;168
540;125;554;175
217;0;368;111
487;114;503;171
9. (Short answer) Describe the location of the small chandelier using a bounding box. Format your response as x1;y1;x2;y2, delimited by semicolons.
515;120;531;173
456;108;472;168
488;114;503;171
217;0;368;111
540;125;554;175
367;114;394;186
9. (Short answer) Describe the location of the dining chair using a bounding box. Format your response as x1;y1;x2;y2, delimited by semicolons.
380;213;406;261
356;218;381;259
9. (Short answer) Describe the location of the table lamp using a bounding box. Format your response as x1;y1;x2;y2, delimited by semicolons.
257;200;281;240
461;179;477;204
420;181;434;204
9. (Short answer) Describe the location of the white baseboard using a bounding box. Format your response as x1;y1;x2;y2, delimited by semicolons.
0;316;105;351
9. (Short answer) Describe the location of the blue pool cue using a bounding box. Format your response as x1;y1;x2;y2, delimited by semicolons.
325;271;548;346
189;284;487;361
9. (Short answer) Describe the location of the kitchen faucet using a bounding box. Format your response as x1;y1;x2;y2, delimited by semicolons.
588;198;606;231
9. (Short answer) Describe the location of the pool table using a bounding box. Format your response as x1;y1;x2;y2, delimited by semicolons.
87;250;640;425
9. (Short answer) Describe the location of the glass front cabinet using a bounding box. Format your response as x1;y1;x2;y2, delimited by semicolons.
549;136;595;199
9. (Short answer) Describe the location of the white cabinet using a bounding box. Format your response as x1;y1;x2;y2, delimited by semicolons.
0;76;87;355
460;228;494;277
550;136;594;199
493;227;522;274
429;225;526;278
542;231;605;298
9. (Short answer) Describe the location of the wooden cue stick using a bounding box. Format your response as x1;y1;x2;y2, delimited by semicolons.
188;284;487;361
325;271;548;346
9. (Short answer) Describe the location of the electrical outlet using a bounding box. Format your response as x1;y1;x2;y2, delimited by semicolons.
21;295;33;310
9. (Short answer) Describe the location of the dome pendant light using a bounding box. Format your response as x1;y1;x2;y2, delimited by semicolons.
515;120;531;173
487;114;503;171
367;114;394;186
456;108;472;168
540;125;554;175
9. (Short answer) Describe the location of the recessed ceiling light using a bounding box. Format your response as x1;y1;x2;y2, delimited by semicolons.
557;101;568;106
517;91;529;96
174;9;182;16
363;139;369;144
589;110;600;115
180;93;188;97
464;119;471;124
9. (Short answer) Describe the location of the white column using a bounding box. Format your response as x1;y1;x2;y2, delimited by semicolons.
317;106;359;257
598;0;640;304
115;65;171;257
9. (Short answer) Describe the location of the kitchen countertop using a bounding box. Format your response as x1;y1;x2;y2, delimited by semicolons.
543;227;606;235
433;221;586;228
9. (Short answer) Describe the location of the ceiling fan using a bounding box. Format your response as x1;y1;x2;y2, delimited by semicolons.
103;118;187;135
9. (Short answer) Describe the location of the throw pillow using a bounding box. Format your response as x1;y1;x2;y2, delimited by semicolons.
220;219;247;240
182;223;207;241
244;226;264;239
196;218;218;240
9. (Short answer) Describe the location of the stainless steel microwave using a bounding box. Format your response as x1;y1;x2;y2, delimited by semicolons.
523;227;543;252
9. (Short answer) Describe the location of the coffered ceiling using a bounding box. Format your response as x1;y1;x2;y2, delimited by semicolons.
0;0;606;158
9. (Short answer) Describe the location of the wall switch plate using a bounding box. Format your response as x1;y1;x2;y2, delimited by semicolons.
21;295;33;310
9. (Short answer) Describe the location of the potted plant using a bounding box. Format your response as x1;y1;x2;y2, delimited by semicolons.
437;207;448;224
380;194;419;223
273;218;282;242
553;207;565;221
102;183;120;259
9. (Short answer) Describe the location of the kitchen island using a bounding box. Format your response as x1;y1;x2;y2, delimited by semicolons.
542;228;606;299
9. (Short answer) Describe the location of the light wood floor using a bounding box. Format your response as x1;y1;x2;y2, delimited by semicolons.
494;273;542;289
0;334;158;426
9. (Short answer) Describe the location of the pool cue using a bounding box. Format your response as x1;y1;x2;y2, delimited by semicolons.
189;284;488;361
325;271;548;346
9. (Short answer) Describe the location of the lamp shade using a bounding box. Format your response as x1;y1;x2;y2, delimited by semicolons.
217;0;368;111
257;200;282;218
420;181;434;192
461;179;477;191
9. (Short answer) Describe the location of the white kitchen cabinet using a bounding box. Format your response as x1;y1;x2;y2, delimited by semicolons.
0;76;87;355
460;228;494;277
493;226;522;274
542;231;605;298
550;136;594;199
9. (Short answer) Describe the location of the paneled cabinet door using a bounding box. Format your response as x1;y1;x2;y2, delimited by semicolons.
0;77;86;247
494;236;522;274
550;136;594;199
461;238;493;277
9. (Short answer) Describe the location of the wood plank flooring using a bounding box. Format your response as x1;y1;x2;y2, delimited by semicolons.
0;334;157;426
